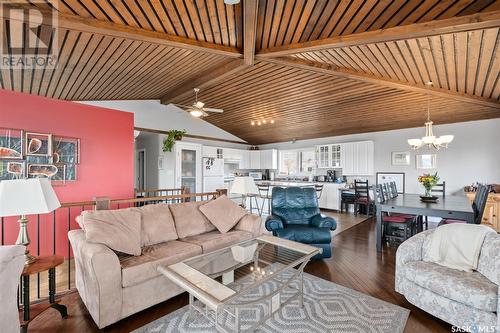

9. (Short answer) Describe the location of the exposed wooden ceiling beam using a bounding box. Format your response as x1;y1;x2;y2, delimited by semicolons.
257;10;500;57
258;57;500;109
243;0;259;65
160;59;248;104
2;3;242;58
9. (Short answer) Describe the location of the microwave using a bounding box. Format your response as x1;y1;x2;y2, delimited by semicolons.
249;172;263;180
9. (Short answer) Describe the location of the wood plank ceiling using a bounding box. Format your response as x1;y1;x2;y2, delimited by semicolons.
1;0;499;144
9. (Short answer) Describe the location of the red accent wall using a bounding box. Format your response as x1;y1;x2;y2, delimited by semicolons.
0;89;135;256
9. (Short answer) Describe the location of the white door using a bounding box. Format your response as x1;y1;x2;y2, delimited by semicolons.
175;143;202;194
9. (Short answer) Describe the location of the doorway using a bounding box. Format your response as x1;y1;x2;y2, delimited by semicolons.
136;149;146;190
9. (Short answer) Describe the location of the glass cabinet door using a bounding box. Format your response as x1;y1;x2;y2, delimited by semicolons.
331;144;342;167
181;149;197;194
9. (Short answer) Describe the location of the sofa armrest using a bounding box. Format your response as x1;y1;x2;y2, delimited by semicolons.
310;214;337;230
234;214;262;237
68;229;123;329
265;215;284;231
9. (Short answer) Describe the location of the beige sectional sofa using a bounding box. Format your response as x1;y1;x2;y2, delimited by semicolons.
68;198;262;329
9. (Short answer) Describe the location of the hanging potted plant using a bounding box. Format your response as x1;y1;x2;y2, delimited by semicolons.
162;129;186;152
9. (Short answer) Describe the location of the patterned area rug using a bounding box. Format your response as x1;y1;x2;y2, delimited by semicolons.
134;270;409;333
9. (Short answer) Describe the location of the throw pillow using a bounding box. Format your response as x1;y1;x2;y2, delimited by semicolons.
199;195;248;233
128;204;179;246
82;209;142;256
169;200;216;239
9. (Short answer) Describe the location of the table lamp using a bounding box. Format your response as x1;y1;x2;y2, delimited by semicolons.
230;176;258;208
0;178;61;264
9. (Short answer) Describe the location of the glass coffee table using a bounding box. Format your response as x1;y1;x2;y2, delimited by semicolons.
158;235;320;333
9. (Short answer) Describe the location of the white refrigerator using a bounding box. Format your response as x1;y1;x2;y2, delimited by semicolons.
203;157;225;192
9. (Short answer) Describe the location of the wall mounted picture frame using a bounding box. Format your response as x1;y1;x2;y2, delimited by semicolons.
0;128;23;159
416;154;437;169
51;163;67;186
391;151;410;166
27;164;58;178
26;132;52;157
376;172;406;194
0;160;25;180
53;136;80;164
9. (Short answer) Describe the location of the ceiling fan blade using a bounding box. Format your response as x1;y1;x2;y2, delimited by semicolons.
203;107;224;113
173;103;192;109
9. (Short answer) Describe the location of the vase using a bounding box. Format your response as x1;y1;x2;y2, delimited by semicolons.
423;186;433;197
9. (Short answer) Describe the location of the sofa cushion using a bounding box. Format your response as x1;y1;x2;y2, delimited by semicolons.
403;261;497;312
128;204;178;246
234;214;262;237
477;232;500;285
82;209;142;256
199;195;247;233
119;240;202;288
180;230;253;253
275;225;331;244
169;201;216;239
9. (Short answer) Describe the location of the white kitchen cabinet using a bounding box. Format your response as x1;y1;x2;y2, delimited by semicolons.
317;183;340;210
260;149;278;169
341;141;374;175
316;145;330;168
250;151;261;169
239;150;250;169
316;144;342;168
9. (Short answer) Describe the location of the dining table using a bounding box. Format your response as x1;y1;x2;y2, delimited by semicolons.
375;193;474;251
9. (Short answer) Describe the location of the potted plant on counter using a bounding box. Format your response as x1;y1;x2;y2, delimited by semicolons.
162;129;186;152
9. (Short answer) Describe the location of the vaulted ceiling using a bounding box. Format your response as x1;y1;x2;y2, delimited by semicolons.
1;0;500;144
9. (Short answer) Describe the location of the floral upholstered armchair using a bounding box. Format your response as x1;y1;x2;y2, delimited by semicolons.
395;230;500;331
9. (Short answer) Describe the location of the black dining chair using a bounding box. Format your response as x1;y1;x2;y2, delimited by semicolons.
422;181;446;230
354;180;373;216
314;184;324;200
439;184;490;226
375;185;415;246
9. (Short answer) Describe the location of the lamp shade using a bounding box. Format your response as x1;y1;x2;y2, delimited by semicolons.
230;176;258;195
0;178;61;217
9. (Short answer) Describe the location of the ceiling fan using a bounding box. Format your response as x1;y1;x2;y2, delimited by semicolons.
174;88;223;118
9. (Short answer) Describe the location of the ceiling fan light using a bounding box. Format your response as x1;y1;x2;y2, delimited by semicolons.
190;110;204;118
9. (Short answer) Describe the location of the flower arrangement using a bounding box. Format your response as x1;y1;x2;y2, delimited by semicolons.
418;172;440;197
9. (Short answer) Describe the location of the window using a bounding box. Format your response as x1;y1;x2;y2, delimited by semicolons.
280;151;298;175
279;149;316;175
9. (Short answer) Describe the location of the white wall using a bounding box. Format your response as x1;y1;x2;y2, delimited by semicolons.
135;133;160;189
80;100;247;143
260;119;500;195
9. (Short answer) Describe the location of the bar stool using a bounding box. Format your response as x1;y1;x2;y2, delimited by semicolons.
256;183;272;216
314;184;324;200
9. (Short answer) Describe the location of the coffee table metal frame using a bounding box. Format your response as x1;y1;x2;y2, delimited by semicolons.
158;235;320;333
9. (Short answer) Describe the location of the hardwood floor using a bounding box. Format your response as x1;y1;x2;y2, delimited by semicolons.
27;218;451;333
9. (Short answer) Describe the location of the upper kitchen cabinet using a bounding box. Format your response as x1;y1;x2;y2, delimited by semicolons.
316;144;342;168
260;149;278;169
341;141;374;176
250;151;261;169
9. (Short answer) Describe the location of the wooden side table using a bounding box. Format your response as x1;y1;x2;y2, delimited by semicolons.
20;255;68;333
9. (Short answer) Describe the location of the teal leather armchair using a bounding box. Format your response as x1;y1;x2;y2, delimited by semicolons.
265;187;336;258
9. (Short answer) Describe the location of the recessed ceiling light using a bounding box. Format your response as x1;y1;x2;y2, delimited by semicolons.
270;119;275;124
251;121;255;126
426;81;433;86
257;121;262;126
262;119;267;124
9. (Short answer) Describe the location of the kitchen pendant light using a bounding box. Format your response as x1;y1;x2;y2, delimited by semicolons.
407;83;454;150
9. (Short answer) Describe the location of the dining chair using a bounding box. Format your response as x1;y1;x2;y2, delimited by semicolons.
389;181;399;197
354;180;373;216
439;184;490;226
340;190;356;213
376;185;416;246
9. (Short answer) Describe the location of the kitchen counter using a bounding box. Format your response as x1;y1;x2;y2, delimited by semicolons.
256;180;348;188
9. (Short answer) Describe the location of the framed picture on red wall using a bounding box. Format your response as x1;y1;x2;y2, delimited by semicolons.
53;136;80;164
0;128;23;159
26;132;52;157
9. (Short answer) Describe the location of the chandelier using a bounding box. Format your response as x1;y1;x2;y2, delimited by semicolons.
407;83;454;150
